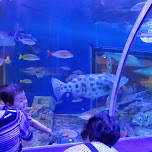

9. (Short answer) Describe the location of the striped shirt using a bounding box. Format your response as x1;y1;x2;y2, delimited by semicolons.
0;109;33;152
0;104;32;121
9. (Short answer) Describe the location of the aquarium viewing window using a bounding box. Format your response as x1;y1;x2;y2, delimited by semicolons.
0;0;152;151
91;44;152;137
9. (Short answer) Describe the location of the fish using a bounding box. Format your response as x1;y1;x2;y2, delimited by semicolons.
66;74;79;82
60;67;71;71
48;50;74;59
15;32;37;46
62;129;78;138
25;44;41;53
35;73;43;78
120;129;128;138
19;53;40;61
130;2;146;12
66;71;85;82
102;52;145;67
78;106;108;120
19;38;36;45
34;67;52;77
5;56;11;64
51;73;128;100
72;70;84;75
134;67;152;75
132;111;152;127
20;79;32;84
21;67;52;78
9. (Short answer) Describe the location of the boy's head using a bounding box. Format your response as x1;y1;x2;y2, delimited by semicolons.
81;111;120;147
0;83;27;110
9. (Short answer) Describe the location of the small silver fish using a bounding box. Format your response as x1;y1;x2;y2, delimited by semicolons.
60;67;71;71
19;38;36;45
26;44;41;53
15;32;37;46
21;67;52;77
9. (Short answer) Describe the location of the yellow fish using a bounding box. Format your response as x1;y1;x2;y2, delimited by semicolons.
20;79;32;84
5;56;11;64
19;53;40;61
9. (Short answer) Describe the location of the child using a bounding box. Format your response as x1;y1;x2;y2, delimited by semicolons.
0;109;33;152
0;83;52;136
64;111;120;152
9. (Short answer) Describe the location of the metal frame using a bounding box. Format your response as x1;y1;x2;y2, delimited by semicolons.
109;0;152;116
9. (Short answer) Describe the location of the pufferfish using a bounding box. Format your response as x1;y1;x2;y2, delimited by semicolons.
51;73;128;100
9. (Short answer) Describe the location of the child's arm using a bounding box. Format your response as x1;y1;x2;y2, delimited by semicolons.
29;118;52;136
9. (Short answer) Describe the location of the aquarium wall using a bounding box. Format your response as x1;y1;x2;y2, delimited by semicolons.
0;0;152;148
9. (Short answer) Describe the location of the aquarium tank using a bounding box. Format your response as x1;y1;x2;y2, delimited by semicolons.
0;0;152;148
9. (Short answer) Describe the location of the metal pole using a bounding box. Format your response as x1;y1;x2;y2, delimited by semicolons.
109;0;152;116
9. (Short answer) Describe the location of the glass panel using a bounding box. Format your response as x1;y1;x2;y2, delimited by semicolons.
0;0;151;149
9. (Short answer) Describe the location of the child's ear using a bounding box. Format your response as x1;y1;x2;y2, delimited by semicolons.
6;102;13;108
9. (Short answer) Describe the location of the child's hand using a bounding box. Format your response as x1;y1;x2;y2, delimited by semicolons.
46;128;52;136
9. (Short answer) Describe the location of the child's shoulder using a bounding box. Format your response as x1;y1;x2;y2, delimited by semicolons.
0;104;6;110
21;110;32;120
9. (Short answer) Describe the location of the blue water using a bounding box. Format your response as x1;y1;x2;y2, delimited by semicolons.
0;0;152;147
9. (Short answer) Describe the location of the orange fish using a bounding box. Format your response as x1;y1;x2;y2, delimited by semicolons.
48;50;74;59
62;129;78;138
120;129;128;138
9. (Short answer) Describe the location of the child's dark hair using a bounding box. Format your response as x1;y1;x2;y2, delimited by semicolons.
0;83;24;105
81;111;120;147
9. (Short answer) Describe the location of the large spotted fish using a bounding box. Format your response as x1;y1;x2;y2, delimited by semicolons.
51;74;128;100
